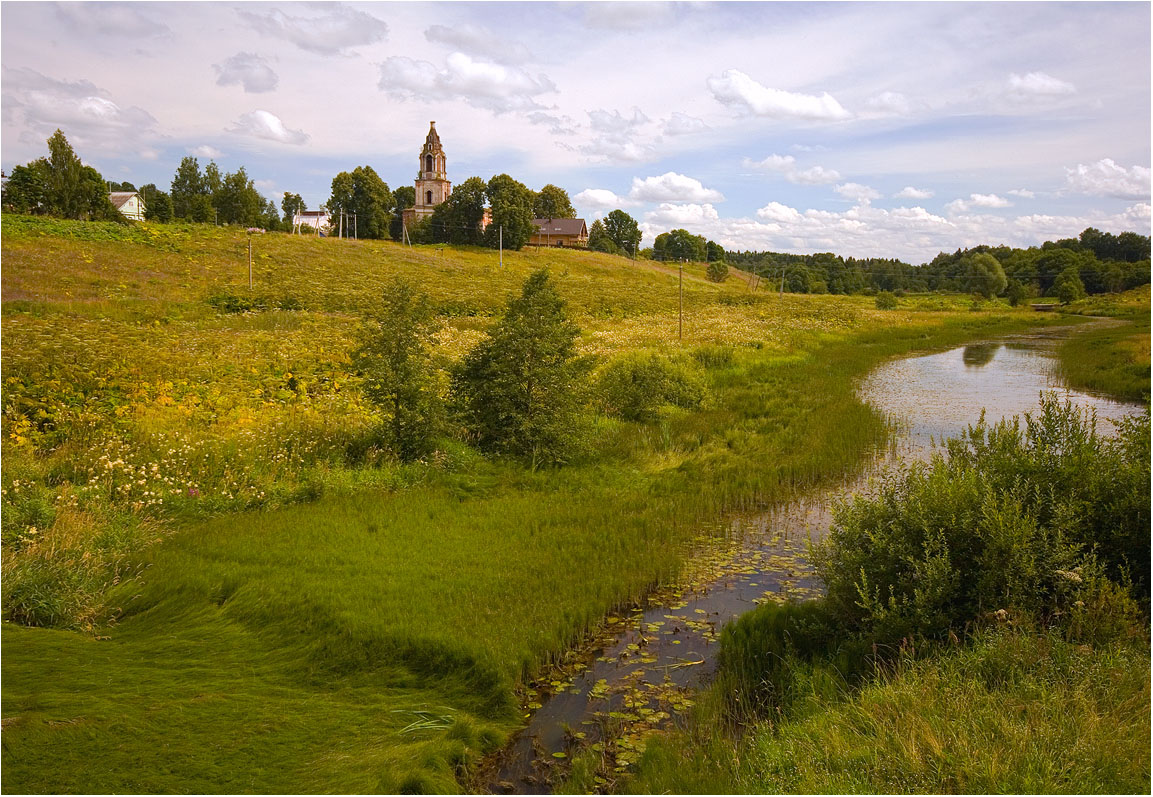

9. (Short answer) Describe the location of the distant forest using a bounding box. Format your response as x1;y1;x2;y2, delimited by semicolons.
728;227;1150;298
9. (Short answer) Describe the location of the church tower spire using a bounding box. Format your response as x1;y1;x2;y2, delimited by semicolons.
413;121;451;217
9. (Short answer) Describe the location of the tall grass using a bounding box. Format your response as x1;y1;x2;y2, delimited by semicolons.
2;215;1085;792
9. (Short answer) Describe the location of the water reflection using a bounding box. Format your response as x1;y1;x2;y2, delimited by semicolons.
962;342;1000;368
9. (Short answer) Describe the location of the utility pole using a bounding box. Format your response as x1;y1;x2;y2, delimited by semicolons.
248;235;253;290
353;211;357;240
678;261;684;341
499;224;503;268
779;264;786;298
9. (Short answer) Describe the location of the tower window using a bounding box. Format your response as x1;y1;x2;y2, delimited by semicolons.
425;154;433;172
426;190;433;204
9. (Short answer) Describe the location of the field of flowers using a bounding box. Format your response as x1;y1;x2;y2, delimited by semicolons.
2;215;1075;793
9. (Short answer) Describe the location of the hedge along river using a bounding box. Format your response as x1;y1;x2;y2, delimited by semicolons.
481;324;1144;795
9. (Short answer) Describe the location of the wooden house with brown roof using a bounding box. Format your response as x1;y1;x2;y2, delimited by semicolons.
529;217;588;247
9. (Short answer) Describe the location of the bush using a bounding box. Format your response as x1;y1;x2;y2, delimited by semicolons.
597;352;707;421
706;260;730;283
452;269;589;467
874;291;898;310
815;396;1150;643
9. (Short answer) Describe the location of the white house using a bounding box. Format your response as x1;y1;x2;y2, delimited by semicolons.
293;209;331;234
109;191;145;221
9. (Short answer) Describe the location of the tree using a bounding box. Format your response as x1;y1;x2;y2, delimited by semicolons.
352;277;443;460
170;157;205;220
3;161;49;213
654;228;707;262
452;269;587;467
108;181;136;192
281;193;305;226
587;219;621;254
485;173;535;250
45;129;86;219
706;240;726;262
533;184;576;219
215;167;264;226
963;252;1007;299
603;209;642;256
1005;279;1028;307
1054;266;1086;304
327;166;394;239
429;176;487;245
140;184;173;222
390;186;415;241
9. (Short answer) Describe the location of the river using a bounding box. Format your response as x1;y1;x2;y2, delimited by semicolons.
482;325;1144;794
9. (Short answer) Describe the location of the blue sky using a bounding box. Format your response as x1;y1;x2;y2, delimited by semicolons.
2;1;1149;262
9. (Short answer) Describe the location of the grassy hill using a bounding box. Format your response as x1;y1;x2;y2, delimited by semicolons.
0;215;1123;792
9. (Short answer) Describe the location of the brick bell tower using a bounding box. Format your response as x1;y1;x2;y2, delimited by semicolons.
412;121;450;220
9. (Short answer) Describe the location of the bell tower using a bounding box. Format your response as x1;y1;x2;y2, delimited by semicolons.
413;121;451;219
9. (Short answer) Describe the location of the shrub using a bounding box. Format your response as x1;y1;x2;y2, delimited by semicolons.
452;269;589;467
814;396;1150;643
874;291;898;310
706;260;730;283
597;352;707;421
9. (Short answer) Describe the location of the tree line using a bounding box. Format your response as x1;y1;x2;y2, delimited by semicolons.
725;229;1150;300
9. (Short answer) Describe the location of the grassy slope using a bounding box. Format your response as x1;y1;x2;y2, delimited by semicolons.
1;216;1076;792
1056;287;1151;403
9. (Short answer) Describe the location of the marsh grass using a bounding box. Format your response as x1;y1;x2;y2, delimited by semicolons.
1055;290;1150;403
1;215;1087;792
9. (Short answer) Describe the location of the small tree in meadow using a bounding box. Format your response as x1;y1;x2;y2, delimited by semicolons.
875;290;898;310
706;260;730;283
453;269;587;467
352;277;443;461
1054;266;1087;304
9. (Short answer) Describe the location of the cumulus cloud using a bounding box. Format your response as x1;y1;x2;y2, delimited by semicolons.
835;182;882;203
575;107;656;163
644;202;721;228
527;111;578;135
55;2;169;38
1007;188;1035;199
214;52;279;93
241;4;388;55
424;23;532;65
744;153;840;185
756;202;802;223
895;186;934;200
379;53;555;113
227;110;309;145
945;193;1013;213
865;91;910;116
189;145;224;159
1065;159;1151;200
1007;71;1076;97
662;112;708;136
628;172;724;203
574;188;634;211
707;69;851;121
1;67;157;151
589;107;649;134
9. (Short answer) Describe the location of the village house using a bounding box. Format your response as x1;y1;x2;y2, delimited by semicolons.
529;217;588;247
109;191;145;221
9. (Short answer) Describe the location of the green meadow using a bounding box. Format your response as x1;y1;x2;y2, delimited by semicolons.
2;216;1147;793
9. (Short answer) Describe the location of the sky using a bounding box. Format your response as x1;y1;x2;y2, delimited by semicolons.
2;1;1150;263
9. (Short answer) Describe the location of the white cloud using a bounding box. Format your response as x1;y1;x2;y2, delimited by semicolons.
644;202;721;228
241;5;388;55
1007;188;1035;199
707;69;851;121
214;52;278;93
835;182;882;203
424;23;532;65
756;202;802;223
582;2;677;30
574;188;633;210
1065;159;1151;200
789;165;841;185
227;110;309;145
1;67;157;152
628;172;724;203
189;145;224;159
378;53;555;114
744;153;840;185
527;112;577;135
1007;71;1076;97
589;107;649;134
662;111;708;136
945;193;1013;213
895;186;934;200
865;91;910;116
